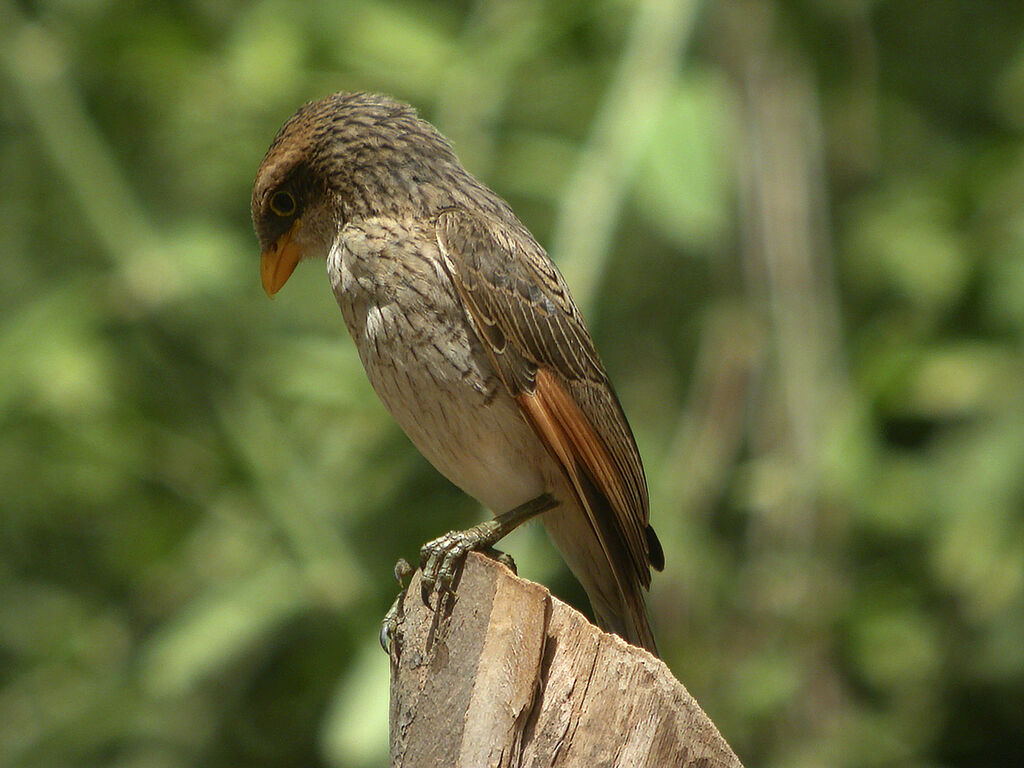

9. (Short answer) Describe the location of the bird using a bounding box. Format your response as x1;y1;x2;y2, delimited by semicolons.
251;92;663;655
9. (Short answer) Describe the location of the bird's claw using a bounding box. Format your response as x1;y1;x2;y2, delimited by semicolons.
382;502;548;653
380;594;402;654
419;530;473;607
380;558;415;654
418;532;520;607
484;547;517;574
393;557;413;586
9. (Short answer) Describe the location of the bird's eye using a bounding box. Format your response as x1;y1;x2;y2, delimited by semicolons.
269;190;297;217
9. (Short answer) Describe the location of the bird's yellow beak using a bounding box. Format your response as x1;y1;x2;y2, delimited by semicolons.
260;219;304;297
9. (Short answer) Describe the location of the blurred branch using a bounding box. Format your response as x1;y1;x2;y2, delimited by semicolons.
434;0;541;178
551;0;701;312
721;0;851;739
729;1;846;504
658;308;763;521
1;3;170;308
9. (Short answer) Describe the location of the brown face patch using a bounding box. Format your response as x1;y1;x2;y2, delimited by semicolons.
252;159;325;253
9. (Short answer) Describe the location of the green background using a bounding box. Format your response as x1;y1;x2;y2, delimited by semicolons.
3;1;1023;766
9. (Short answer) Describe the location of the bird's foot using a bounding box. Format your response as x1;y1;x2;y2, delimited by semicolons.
419;526;492;607
418;494;556;606
380;493;558;652
379;558;414;654
378;548;514;654
393;557;414;585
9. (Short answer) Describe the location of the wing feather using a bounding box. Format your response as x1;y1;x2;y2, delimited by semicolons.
435;208;659;588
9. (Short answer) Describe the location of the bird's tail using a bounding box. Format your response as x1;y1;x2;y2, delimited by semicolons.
542;490;660;657
591;579;659;656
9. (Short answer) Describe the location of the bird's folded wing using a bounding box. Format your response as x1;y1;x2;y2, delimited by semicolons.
434;208;661;587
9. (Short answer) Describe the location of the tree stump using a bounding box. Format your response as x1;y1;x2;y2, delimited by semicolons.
388;552;743;767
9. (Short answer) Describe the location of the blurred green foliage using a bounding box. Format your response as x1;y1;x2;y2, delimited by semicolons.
2;0;1023;766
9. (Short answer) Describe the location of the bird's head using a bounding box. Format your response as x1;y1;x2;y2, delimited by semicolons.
251;95;349;297
251;92;465;296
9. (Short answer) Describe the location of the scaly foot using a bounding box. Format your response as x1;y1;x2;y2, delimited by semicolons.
379;558;414;653
380;493;557;653
418;494;556;606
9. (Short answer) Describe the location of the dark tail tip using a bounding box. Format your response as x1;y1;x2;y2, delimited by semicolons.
646;524;665;572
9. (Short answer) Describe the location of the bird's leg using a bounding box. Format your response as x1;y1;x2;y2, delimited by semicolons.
379;493;557;654
419;493;558;606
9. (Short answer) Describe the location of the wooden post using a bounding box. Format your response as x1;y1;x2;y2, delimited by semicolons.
389;552;744;767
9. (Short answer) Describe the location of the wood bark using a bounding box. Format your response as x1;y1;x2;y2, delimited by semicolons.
389;552;743;767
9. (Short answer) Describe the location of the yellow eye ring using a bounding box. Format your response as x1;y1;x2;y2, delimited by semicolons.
269;190;297;217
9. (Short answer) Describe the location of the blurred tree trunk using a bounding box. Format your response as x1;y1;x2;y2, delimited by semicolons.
388;553;743;767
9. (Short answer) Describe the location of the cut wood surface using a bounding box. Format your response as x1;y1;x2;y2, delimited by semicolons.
388;552;744;767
